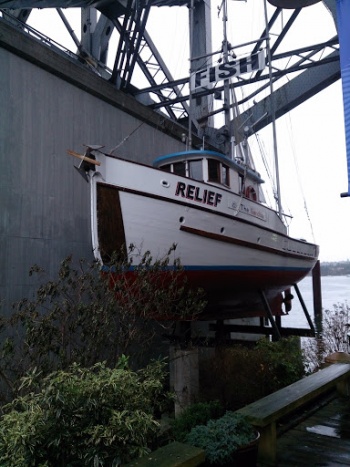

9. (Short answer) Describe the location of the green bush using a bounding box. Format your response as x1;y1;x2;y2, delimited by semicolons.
0;246;206;402
199;337;305;410
0;358;173;466
171;400;224;442
185;412;256;466
255;336;305;390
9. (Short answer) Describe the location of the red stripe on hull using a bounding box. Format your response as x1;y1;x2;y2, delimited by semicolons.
103;267;310;320
182;268;309;319
183;268;309;292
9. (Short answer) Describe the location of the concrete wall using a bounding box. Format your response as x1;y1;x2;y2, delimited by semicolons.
0;19;186;310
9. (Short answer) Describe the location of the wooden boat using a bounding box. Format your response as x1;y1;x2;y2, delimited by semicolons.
66;144;319;319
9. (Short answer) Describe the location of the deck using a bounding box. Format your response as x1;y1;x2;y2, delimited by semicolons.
259;392;350;466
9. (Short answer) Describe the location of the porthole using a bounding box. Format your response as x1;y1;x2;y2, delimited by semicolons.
179;217;185;223
161;179;170;188
257;237;261;244
220;227;225;234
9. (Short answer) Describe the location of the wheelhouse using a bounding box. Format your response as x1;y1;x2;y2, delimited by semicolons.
153;150;264;202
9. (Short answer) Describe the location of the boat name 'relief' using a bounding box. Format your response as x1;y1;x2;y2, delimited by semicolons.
175;182;222;207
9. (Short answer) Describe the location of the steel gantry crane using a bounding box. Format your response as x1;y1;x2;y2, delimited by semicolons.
0;0;340;146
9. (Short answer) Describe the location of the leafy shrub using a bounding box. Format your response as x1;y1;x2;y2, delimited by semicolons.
0;358;172;466
199;337;305;410
171;400;224;442
255;336;305;389
185;412;256;466
0;246;206;401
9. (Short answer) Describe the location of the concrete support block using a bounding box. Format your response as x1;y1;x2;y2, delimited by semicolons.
170;346;199;417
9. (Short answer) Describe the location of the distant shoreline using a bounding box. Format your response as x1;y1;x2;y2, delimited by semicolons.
320;261;350;276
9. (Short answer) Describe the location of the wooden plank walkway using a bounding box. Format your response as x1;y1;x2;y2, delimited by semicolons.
258;392;350;466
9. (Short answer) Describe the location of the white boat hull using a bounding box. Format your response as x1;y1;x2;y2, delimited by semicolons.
90;155;319;319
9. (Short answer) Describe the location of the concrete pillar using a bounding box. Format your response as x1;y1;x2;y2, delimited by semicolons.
170;346;199;416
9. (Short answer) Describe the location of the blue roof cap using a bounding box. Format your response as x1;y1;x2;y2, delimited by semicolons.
153;149;264;184
153;149;227;166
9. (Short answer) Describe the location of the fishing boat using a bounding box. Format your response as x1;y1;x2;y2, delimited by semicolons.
68;1;319;320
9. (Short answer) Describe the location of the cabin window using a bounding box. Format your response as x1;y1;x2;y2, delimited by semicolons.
208;159;220;183
239;174;245;194
173;161;186;177
160;164;171;172
245;185;257;201
208;159;230;186
188;159;203;181
221;164;230;186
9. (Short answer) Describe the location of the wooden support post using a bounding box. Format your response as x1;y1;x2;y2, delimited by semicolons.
312;260;323;335
336;379;350;396
258;422;277;465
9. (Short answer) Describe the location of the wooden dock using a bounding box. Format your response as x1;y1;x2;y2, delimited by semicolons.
261;392;350;466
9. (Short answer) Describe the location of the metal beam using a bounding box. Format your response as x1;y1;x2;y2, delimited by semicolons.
209;323;316;338
111;16;188;121
0;0;341;135
259;290;282;340
322;0;337;26
190;0;212;130
0;0;127;20
92;14;113;64
147;38;339;146
235;51;340;139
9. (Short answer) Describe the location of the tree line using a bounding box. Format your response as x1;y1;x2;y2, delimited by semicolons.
321;260;350;276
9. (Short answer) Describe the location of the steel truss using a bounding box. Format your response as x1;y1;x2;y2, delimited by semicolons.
0;0;340;134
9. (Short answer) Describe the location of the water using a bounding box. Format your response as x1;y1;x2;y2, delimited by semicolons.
281;275;350;329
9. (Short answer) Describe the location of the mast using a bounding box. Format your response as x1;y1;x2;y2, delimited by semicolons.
221;0;231;157
263;0;283;217
219;0;283;216
188;0;194;149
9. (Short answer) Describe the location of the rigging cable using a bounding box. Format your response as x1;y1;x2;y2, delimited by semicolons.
109;122;145;154
254;132;277;208
263;0;282;217
285;112;316;242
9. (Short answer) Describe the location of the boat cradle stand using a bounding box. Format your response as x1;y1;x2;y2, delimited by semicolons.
206;287;316;343
210;261;323;342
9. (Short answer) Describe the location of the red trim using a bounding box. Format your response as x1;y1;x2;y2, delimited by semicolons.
103;267;309;320
180;225;318;261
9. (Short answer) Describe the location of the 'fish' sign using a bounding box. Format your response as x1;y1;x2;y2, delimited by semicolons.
190;50;265;91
